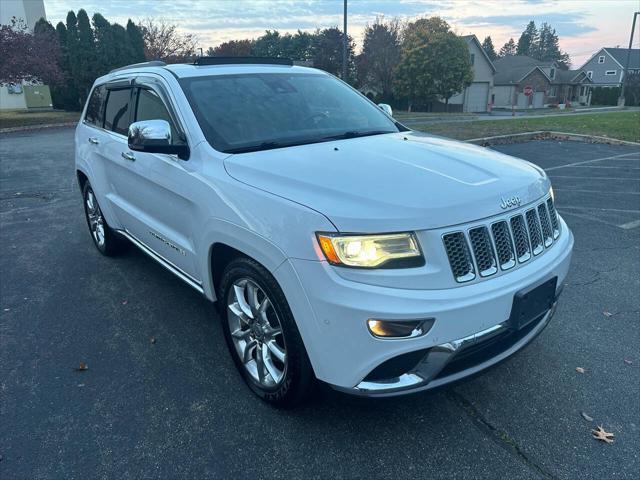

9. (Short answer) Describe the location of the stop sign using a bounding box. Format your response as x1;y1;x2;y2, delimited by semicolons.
524;85;534;97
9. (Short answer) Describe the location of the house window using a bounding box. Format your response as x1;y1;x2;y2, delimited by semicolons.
549;68;556;80
598;55;605;64
587;71;593;79
470;53;475;65
605;70;617;75
549;86;557;97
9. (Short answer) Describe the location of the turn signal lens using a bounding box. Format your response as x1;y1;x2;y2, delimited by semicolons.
367;319;433;339
316;232;423;268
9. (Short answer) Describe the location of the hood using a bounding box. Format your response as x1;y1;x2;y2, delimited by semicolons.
223;132;550;232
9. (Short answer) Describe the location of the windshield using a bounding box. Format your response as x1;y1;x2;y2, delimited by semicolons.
179;72;400;153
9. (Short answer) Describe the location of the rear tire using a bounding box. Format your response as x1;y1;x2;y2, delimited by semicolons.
82;182;125;256
219;257;315;407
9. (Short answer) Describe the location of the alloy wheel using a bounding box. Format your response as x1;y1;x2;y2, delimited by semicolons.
227;278;287;388
85;189;105;247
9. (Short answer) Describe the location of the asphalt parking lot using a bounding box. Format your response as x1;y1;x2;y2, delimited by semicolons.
1;128;639;479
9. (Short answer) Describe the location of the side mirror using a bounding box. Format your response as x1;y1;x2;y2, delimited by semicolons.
128;120;189;160
378;103;393;116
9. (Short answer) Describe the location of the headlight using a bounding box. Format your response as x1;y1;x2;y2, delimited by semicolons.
316;232;424;268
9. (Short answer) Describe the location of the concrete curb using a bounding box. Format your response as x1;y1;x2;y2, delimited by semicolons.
466;131;640;147
0;122;77;134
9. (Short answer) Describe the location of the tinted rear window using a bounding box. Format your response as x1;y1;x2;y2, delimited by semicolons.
104;88;131;135
85;85;107;126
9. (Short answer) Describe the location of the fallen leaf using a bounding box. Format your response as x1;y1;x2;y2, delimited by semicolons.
122;300;128;305
581;412;594;422
603;311;613;317
150;337;156;344
576;367;586;374
74;362;88;372
592;426;614;444
624;359;633;365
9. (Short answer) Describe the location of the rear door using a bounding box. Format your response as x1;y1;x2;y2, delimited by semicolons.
106;79;200;280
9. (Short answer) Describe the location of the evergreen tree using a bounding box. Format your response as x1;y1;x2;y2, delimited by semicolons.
34;17;55;36
517;21;538;56
93;14;116;72
110;23;129;68
126;19;146;63
52;21;76;109
76;9;96;102
499;38;517;57
481;35;497;61
65;11;82;108
537;22;570;68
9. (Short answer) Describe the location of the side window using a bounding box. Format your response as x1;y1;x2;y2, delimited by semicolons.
85;85;107;127
135;88;181;144
104;88;132;135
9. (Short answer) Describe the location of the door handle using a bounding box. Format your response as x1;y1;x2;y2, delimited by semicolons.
88;137;99;145
121;151;136;162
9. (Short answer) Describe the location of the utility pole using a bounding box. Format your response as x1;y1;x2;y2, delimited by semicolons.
342;0;347;81
618;11;639;107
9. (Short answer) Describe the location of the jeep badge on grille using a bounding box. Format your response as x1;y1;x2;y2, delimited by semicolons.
500;196;521;210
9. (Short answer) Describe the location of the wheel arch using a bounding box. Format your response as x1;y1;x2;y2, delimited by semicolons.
201;219;289;302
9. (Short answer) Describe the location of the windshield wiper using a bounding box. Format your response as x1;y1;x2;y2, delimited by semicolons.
320;130;394;141
225;141;284;154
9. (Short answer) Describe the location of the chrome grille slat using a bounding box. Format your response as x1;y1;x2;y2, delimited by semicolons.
525;208;544;255
468;226;498;277
443;196;560;283
491;221;516;270
443;232;476;282
538;203;553;247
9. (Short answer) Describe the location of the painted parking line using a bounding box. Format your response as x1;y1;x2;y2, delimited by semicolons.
555;188;640;195
559;206;640;214
550;175;640;181
545;151;640;171
619;219;640;230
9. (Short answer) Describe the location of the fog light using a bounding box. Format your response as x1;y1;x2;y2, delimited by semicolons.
367;319;434;339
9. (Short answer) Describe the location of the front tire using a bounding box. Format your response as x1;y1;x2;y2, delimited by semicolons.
82;182;124;256
219;257;314;407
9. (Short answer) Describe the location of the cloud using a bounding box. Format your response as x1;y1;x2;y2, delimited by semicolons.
462;13;597;36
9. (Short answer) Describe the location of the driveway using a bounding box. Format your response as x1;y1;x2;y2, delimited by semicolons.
1;128;639;479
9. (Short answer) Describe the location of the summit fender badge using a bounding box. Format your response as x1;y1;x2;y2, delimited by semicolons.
149;230;186;256
500;196;521;210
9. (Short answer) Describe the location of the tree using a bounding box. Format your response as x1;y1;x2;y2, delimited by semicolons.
536;22;570;68
52;21;76;109
499;38;517;57
517;21;538;56
252;30;284;57
481;35;497;61
75;9;96;101
395;17;473;111
206;39;253;57
126;19;146;63
357;17;401;100
311;27;356;82
0;18;62;86
138;18;197;62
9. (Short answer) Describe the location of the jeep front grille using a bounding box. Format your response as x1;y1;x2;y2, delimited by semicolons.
442;196;560;283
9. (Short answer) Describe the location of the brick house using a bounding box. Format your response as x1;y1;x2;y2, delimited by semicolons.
492;55;592;108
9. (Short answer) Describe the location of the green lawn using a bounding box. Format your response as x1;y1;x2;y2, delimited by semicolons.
0;110;80;129
411;111;640;143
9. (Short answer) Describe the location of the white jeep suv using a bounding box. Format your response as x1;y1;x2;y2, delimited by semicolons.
75;57;573;407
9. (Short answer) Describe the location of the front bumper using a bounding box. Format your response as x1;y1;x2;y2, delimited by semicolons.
274;219;574;394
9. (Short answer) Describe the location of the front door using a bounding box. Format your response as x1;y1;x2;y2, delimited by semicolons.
101;82;201;281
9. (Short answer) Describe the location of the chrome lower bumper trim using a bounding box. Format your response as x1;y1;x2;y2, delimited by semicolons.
334;303;557;397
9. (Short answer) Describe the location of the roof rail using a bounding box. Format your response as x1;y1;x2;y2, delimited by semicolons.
109;60;167;74
193;56;294;66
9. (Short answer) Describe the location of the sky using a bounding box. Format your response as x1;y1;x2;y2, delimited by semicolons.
41;0;640;67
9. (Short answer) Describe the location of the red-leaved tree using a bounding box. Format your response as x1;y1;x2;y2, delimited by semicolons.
0;19;63;85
